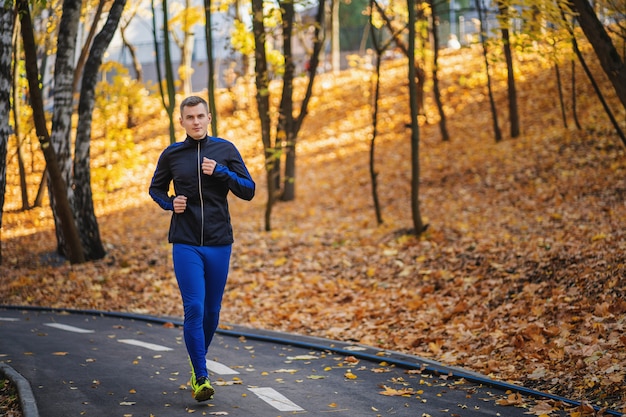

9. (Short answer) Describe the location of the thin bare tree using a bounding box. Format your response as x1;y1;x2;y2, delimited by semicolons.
496;0;520;138
11;17;31;211
407;0;426;236
204;0;218;135
475;0;502;142
251;0;273;230
427;0;449;141
152;0;177;143
0;2;15;264
72;0;109;94
570;0;626;109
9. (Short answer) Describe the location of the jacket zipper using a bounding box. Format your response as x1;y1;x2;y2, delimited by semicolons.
197;141;204;246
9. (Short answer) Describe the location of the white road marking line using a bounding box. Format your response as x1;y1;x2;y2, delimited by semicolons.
248;387;304;412
44;323;94;333
118;339;173;351
206;359;240;375
0;317;20;322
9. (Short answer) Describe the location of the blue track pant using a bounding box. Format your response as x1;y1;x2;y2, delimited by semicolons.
173;243;232;379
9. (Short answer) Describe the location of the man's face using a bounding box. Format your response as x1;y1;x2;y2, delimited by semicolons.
180;104;211;140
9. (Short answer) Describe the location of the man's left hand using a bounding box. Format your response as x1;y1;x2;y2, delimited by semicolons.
202;157;217;176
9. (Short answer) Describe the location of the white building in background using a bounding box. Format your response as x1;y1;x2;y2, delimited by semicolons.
103;0;502;90
105;0;246;91
105;0;318;91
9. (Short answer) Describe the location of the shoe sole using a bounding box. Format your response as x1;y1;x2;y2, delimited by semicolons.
193;385;215;402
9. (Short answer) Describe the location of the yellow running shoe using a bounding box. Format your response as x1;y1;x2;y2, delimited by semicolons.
189;358;214;402
191;375;214;402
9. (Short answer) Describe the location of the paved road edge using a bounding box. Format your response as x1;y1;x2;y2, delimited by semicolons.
0;362;40;417
2;304;624;417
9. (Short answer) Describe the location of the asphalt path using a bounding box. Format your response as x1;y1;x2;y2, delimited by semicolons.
0;307;576;417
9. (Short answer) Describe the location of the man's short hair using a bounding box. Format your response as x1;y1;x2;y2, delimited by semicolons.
180;96;209;115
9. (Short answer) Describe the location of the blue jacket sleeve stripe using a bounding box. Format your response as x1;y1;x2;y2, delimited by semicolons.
215;162;255;201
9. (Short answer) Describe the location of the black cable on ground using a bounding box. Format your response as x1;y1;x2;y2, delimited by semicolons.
2;305;622;416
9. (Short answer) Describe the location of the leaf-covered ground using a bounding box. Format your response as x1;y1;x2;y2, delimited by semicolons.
0;378;21;417
1;46;625;416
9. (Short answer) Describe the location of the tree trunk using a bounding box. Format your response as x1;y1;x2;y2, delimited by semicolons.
151;0;165;115
427;0;449;142
152;0;177;144
571;58;581;130
72;0;107;94
0;3;15;265
232;0;250;81
176;0;194;96
570;0;626;110
163;0;177;143
39;0;82;257
370;51;383;225
38;3;54;104
331;0;340;73
11;18;30;210
34;168;47;207
560;4;625;146
475;0;502;142
74;0;127;261
498;2;520;138
251;0;274;231
373;1;426;115
279;0;326;204
294;0;325;135
571;26;626;146
120;31;143;83
204;0;218;136
368;0;384;225
120;16;143;128
407;0;426;236
52;0;81;187
49;0;82;257
18;0;85;264
279;0;296;201
554;62;568;129
119;5;143;83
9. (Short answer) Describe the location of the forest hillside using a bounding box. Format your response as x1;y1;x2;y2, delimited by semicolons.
1;45;625;415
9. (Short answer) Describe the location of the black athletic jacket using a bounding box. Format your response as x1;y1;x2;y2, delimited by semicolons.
149;135;255;246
